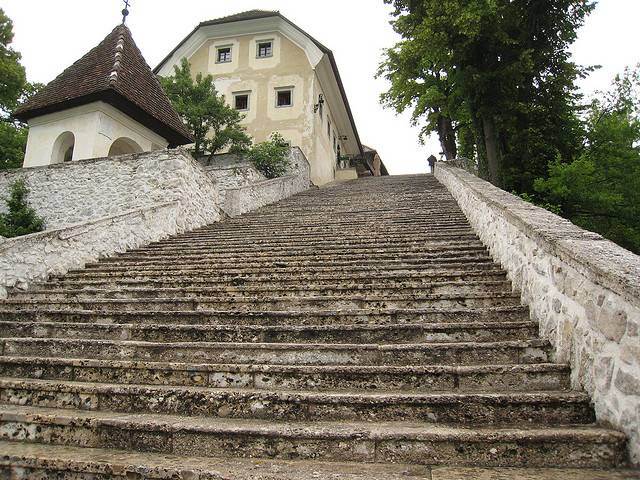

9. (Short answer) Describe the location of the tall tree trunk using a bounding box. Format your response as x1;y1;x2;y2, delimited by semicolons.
437;116;457;160
482;114;502;186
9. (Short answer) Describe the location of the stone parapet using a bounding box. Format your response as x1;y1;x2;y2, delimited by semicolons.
222;147;311;217
0;201;180;297
434;163;640;463
0;148;223;230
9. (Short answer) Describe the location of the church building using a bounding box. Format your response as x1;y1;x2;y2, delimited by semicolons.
14;10;378;185
154;10;365;185
14;25;192;168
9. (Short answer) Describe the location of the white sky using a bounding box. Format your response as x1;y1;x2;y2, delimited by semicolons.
3;0;639;174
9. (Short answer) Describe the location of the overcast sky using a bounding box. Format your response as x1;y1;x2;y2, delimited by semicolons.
3;0;639;174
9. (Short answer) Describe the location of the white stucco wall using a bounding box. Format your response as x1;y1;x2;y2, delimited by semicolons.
23;102;169;168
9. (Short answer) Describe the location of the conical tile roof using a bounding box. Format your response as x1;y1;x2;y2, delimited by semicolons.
15;24;192;146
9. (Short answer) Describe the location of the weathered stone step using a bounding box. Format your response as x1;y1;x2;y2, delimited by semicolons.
0;356;573;392
79;254;493;273
0;305;531;326
102;244;488;264
41;275;510;293
0;338;550;366
141;232;481;251
5;443;637;480
0;320;538;344
15;281;513;301
159;227;476;244
157;223;474;237
59;261;502;280
0;292;522;312
0;405;626;468
135;236;484;255
205;218;469;230
0;442;434;480
0;378;594;425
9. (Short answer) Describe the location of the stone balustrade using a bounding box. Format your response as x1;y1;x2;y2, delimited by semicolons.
0;202;180;297
435;162;640;463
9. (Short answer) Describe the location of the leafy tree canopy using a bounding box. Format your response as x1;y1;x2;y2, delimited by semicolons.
380;0;593;189
247;132;291;179
159;58;252;158
0;8;41;170
535;66;640;253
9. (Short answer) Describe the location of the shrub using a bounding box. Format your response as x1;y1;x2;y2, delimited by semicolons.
246;133;290;179
0;178;45;237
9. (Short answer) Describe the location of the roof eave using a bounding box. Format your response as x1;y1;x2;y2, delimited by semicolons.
14;90;193;147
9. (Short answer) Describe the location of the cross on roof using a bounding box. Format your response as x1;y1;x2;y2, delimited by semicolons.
121;0;131;24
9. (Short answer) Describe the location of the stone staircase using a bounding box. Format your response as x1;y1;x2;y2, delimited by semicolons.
0;174;632;478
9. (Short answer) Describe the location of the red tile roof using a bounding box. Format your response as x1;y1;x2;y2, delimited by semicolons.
15;24;192;146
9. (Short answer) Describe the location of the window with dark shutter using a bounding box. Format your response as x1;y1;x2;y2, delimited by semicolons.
217;47;232;63
276;89;293;107
257;41;273;58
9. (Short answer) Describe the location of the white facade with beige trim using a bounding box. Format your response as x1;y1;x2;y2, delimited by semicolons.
22;102;168;168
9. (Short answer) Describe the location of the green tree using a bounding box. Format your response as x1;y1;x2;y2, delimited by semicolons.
0;178;44;237
246;132;290;179
159;58;252;158
0;9;41;170
380;0;592;189
535;66;640;253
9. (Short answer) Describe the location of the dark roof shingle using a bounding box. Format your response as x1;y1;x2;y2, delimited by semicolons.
15;25;192;146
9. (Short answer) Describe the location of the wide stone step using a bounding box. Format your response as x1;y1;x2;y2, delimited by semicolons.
78;254;493;273
0;320;538;344
157;228;477;245
0;338;550;366
154;225;475;239
0;357;574;392
109;243;487;261
0;441;435;480
140;232;481;251
0;378;594;425
14;281;514;301
0;305;531;326
133;237;485;255
37;273;510;292
0;405;626;468
58;261;502;281
0;292;523;312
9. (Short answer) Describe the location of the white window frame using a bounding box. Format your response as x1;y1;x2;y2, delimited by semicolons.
256;39;274;58
233;91;251;111
275;87;294;108
216;45;233;64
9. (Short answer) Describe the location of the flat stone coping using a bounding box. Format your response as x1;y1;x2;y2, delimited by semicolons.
0;201;178;253
436;164;640;308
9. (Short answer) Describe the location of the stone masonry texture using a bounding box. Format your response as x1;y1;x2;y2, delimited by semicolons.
0;147;310;298
0;174;635;477
435;163;640;464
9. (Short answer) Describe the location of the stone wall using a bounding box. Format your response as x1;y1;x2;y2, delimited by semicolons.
0;202;180;297
0;147;312;298
434;163;640;463
222;147;311;217
0;148;223;230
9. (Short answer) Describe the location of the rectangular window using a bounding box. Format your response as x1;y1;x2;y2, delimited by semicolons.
234;92;249;111
216;46;232;63
327;118;331;136
333;131;337;151
257;40;273;58
276;88;293;107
